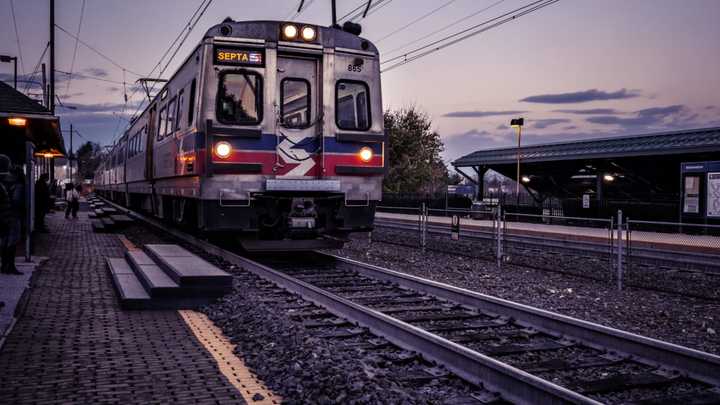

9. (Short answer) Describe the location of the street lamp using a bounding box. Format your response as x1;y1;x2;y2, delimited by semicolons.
0;54;18;89
510;117;524;206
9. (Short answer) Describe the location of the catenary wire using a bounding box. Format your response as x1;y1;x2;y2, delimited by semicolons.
55;24;143;77
65;0;87;96
374;0;457;43
381;0;559;73
382;0;506;57
9;0;26;75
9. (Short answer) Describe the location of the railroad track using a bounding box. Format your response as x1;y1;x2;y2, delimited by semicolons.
98;197;720;404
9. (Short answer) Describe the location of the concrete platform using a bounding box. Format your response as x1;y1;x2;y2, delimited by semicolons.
0;258;43;349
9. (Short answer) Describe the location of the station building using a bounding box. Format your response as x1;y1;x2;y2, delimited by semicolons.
452;127;720;223
0;81;65;254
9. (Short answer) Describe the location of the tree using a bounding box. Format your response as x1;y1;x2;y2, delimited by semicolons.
383;107;449;193
75;141;103;182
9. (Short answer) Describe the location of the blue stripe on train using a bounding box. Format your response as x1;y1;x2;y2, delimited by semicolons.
206;133;383;154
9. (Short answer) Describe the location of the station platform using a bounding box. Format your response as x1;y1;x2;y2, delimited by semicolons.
375;211;720;253
0;205;274;404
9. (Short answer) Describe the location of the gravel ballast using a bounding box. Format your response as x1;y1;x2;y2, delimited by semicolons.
326;227;720;355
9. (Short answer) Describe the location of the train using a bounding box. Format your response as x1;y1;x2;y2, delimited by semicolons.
94;19;385;251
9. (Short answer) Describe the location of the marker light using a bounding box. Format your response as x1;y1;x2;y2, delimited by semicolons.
214;141;232;159
8;117;26;127
282;24;299;40
301;26;316;41
603;174;615;182
521;175;531;183
359;147;373;163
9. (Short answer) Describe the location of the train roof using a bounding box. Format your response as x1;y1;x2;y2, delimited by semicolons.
203;19;380;55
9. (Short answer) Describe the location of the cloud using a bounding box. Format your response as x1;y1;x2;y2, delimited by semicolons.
107;86;120;92
58;92;85;100
443;110;528;118
63;101;143;113
553;108;622;115
520;88;640;104
496;124;509;130
531;118;571;129
81;67;109;78
586;104;689;128
563;125;577;130
706;105;716;110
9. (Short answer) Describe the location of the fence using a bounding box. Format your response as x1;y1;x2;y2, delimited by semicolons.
373;205;720;299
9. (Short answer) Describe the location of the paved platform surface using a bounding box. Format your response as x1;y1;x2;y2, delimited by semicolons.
0;211;245;404
0;258;41;342
376;211;720;251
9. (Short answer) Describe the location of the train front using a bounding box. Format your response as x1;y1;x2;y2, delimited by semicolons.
197;20;384;251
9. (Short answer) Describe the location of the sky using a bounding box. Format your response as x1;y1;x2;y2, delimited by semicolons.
1;0;719;163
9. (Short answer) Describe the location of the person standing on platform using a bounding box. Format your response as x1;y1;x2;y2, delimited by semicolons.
64;183;80;219
0;155;25;275
34;173;50;232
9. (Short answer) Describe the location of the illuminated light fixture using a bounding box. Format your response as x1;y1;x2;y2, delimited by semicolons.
521;175;531;183
301;26;316;41
358;147;373;163
282;24;299;40
43;153;54;158
8;117;27;127
603;174;615;182
214;141;232;159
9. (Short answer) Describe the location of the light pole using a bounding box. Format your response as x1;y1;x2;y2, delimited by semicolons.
0;55;18;89
510;117;524;206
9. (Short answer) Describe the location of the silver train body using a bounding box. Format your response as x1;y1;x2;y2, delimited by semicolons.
94;20;385;250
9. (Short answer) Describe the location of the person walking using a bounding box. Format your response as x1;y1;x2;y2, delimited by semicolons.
64;183;80;219
0;155;25;275
34;173;50;232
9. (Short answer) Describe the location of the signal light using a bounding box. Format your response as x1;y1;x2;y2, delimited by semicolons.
8;117;26;127
214;141;232;159
301;26;316;41
282;24;299;40
359;147;373;163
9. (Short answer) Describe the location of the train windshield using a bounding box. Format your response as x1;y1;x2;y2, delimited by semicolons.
281;78;310;128
217;72;262;125
336;81;370;131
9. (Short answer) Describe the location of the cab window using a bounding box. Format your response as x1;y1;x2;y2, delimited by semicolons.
158;106;167;140
281;78;310;128
217;71;262;125
336;80;370;131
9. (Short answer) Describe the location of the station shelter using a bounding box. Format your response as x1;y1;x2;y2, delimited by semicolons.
452;127;720;222
0;81;65;258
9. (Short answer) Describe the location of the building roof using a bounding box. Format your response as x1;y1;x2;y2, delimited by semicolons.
0;81;52;116
453;127;720;167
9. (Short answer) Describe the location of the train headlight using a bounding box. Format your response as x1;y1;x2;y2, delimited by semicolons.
214;141;232;159
301;26;316;41
359;147;373;163
282;24;299;40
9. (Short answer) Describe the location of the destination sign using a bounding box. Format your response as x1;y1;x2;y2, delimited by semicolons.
214;48;264;66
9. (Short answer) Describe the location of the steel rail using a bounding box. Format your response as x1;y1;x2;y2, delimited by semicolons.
95;196;597;404
321;252;720;386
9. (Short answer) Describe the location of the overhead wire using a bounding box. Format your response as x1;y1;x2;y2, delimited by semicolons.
381;0;559;73
55;24;144;77
382;0;506;57
374;0;457;43
55;69;125;85
22;42;50;94
287;0;317;21
9;0;25;75
340;0;394;23
115;0;214;142
64;0;87;97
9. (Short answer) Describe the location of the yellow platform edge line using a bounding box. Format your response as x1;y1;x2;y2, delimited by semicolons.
179;310;281;404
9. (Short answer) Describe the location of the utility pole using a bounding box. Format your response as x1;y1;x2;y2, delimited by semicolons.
49;0;55;114
69;124;73;181
41;63;48;108
0;55;18;89
331;0;338;27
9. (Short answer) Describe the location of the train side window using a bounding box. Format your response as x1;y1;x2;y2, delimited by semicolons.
176;89;185;130
336;80;370;131
166;97;177;136
217;71;262;125
158;106;167;140
188;79;196;127
280;78;310;128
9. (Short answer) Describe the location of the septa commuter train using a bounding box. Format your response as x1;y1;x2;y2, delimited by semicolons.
94;19;385;251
